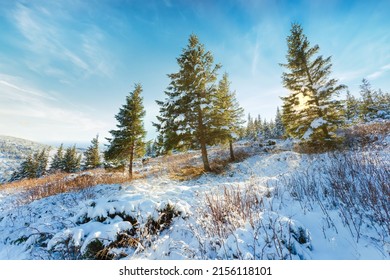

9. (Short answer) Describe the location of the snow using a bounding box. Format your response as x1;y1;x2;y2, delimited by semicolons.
0;140;389;260
302;118;328;139
310;117;327;129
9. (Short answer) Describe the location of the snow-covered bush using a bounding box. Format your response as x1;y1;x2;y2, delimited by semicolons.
46;198;187;259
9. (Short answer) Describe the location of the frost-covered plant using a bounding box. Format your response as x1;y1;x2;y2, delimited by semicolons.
284;149;390;241
194;183;312;260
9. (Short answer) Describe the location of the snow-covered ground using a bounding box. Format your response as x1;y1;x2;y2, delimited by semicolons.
0;140;389;260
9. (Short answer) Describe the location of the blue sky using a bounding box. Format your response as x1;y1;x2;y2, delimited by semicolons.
0;0;389;146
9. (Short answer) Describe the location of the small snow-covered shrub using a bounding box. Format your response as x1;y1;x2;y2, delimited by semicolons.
45;198;187;259
145;203;181;235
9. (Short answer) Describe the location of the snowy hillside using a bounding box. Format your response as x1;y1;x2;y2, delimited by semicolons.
0;138;388;260
0;135;51;183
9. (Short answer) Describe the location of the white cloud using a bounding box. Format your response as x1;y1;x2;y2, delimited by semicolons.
0;76;110;143
11;3;113;80
367;63;390;80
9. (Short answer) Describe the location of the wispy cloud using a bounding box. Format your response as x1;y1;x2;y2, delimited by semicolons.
10;2;113;80
0;75;110;142
251;29;261;76
367;64;390;80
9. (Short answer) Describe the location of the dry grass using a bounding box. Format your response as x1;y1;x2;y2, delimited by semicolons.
160;145;256;180
0;169;131;204
201;184;265;238
0;143;258;203
343;121;390;148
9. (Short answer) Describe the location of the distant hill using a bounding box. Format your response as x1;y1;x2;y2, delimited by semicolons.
0;135;52;183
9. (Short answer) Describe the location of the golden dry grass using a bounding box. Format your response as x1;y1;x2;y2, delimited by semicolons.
0;169;130;203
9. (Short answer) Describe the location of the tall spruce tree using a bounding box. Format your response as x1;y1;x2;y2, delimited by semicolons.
281;23;345;146
84;135;101;170
212;72;245;161
105;83;146;179
154;34;220;171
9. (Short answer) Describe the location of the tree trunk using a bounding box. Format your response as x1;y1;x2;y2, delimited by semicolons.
229;139;235;161
200;140;211;172
128;144;134;179
197;103;211;172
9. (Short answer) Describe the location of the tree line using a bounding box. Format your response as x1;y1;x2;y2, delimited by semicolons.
11;136;101;181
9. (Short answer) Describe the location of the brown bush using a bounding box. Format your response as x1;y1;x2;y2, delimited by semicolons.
343;121;390;148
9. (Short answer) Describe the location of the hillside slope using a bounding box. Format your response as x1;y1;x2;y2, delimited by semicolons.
0;135;51;183
0;140;388;260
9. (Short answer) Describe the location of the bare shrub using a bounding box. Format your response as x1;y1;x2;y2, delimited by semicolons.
200;184;266;239
284;149;390;241
343;121;390;149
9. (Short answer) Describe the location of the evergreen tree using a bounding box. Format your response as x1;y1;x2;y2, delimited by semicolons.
63;145;81;173
11;154;35;181
376;89;390;118
50;143;64;173
105;83;146;179
274;107;285;138
84;135;101;170
35;148;49;177
255;114;263;138
10;148;49;181
262;119;271;139
344;90;360;122
154;34;221;171
359;78;377;121
212;72;245;161
280;23;346;146
245;113;255;139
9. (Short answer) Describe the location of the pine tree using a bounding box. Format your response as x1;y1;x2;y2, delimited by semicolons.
84;135;101;170
280;23;346;147
50;143;65;173
376;89;390;118
10;154;35;181
212;72;244;161
245;113;255;139
344;90;360;122
274;107;285;138
359;78;376;121
63;145;81;173
10;148;49;181
35;148;49;177
154;34;221;171
262;119;271;139
105;83;146;179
